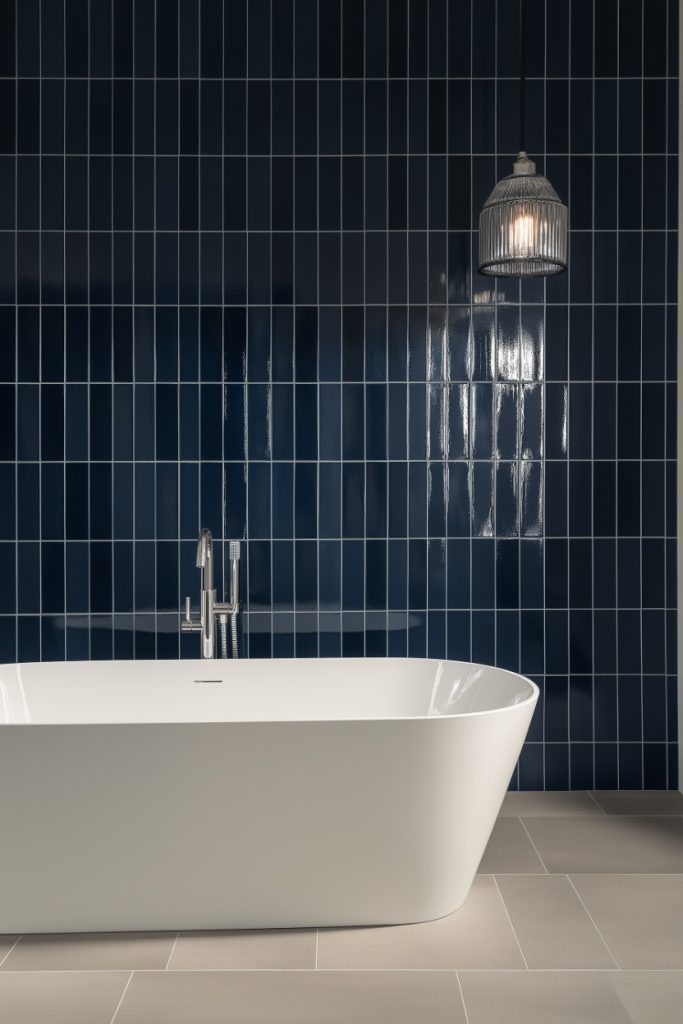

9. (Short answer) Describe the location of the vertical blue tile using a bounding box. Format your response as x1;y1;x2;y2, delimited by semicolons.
0;0;675;789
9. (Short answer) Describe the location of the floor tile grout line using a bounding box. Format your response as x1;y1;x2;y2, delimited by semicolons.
488;870;683;875
586;791;608;814
164;932;180;971
315;929;318;970
455;970;472;1024
517;817;550;874
109;969;134;1024
0;938;21;969
565;876;621;971
492;875;529;971
2;967;683;975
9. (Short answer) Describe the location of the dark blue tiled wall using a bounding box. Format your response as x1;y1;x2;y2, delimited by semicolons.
0;0;678;788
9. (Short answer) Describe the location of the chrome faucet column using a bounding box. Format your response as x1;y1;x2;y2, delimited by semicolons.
181;529;240;658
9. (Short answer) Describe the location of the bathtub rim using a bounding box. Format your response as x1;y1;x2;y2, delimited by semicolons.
0;657;539;727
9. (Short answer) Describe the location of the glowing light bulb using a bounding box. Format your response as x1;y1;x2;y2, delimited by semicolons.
509;213;536;256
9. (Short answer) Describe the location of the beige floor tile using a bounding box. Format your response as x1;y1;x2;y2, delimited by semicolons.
496;874;616;968
0;937;18;964
478;818;546;873
609;971;683;1024
591;790;683;815
458;972;634;1024
500;791;603;817
168;929;316;970
522;815;683;873
1;931;176;971
115;970;467;1024
0;971;129;1024
316;875;524;970
570;875;683;969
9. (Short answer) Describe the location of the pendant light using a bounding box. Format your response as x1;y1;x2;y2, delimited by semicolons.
478;0;567;277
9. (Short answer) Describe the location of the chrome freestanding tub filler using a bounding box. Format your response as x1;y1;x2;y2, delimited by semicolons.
0;658;538;933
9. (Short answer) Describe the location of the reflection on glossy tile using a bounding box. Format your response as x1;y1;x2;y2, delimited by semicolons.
459;972;634;1024
0;0;677;784
570;875;683;969
590;790;683;816
478;818;546;873
496;874;616;969
115;970;467;1024
1;932;175;971
522;816;683;873
167;930;316;970
499;791;603;817
317;875;524;970
0;971;129;1024
520;307;544;381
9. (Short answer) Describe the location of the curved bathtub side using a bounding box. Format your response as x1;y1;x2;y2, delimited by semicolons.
393;696;538;922
0;687;536;932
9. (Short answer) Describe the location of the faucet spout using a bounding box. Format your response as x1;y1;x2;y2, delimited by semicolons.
195;528;214;592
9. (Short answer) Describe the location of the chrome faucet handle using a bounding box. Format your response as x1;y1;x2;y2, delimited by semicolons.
181;596;202;633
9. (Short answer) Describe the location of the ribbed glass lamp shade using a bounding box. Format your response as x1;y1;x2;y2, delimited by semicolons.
478;154;567;277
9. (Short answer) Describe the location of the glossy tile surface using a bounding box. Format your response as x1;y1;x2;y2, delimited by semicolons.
0;0;677;794
167;930;316;971
570;875;683;969
0;971;129;1024
114;970;468;1024
316;876;525;970
522;816;683;873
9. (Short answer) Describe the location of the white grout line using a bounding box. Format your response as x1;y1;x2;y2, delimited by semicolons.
456;970;472;1024
565;875;621;970
164;932;180;971
517;816;549;873
492;875;529;970
4;967;679;975
314;929;318;970
109;969;134;1024
0;937;21;969
586;791;608;814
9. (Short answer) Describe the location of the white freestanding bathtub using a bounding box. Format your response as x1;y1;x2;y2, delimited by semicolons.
0;657;538;933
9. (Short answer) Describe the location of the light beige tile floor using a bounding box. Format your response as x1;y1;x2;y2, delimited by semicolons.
495;873;617;968
114;970;468;1024
522;814;683;872
500;790;604;816
317;875;525;970
570;874;683;969
0;931;176;971
458;971;680;1024
0;936;18;964
0;971;130;1024
608;971;683;1024
167;929;317;970
477;817;546;873
591;789;683;815
0;792;681;1023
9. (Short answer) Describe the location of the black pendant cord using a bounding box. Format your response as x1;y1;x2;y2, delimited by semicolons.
518;0;527;154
